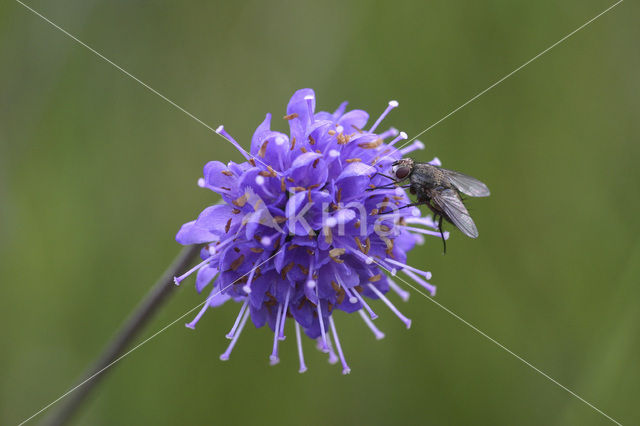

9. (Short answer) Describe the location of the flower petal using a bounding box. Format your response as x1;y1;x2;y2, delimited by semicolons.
175;220;219;245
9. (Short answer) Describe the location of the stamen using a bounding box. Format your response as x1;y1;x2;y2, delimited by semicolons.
387;277;410;302
405;216;438;229
402;225;450;240
378;127;399;140
344;286;378;320
242;267;257;294
316;292;329;352
333;273;358;304
400;140;425;155
325;332;339;364
384;257;432;280
358;309;385;340
346;247;374;264
329;317;351;374
208;237;234;256
226;299;249;339
255;175;276;198
388;131;408;147
367;284;412;329
185;299;210;329
215;125;252;161
306;259;316;289
304;95;315;124
197;177;206;188
174;256;213;285
402;269;437;296
428;156;442;166
295;322;307;373
278;288;290;340
370;100;399;132
269;303;283;365
220;307;250;360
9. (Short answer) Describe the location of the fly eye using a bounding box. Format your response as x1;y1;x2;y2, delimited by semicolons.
395;165;410;180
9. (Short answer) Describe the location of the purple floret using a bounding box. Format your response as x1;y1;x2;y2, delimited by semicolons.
175;89;443;374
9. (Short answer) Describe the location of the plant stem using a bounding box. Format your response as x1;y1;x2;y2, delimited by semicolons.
43;245;201;426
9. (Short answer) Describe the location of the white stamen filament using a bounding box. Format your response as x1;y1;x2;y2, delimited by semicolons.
316;296;329;352
384;257;432;280
255;175;276;198
174;256;214;285
370;100;399;133
403;225;449;239
220;308;250;360
215;125;252;161
325;331;339;365
329;317;351;374
387;277;410;302
400;140;425;155
269;303;283;365
295;322;307;373
226;299;249;339
209;238;234;256
402;269;437;296
347;247;374;264
345;286;377;320
358;309;385;340
367;284;412;329
378;127;399;140
428;156;442;166
405;215;438;229
242;265;257;294
388;131;408;147
278;288;290;340
185;299;210;330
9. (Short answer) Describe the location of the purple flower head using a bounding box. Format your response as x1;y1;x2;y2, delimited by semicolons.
175;89;445;374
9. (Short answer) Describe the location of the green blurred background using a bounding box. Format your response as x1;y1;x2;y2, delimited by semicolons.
1;1;638;424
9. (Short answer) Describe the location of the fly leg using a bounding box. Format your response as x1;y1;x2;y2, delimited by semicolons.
423;201;447;254
367;184;411;192
396;201;425;210
370;172;396;181
438;214;446;254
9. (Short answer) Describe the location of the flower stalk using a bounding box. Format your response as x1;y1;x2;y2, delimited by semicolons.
43;245;201;426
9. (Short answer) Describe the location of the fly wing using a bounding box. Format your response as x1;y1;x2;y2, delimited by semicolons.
441;168;490;197
432;189;479;238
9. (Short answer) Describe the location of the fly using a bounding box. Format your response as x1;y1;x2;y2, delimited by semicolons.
373;158;490;253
